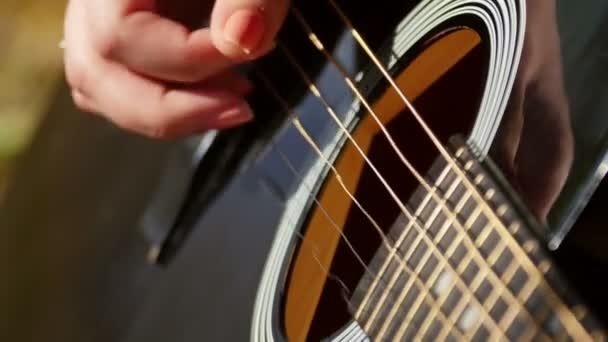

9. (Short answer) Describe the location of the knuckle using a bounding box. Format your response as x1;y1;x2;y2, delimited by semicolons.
147;127;176;140
173;56;207;83
70;92;90;112
146;122;179;140
95;27;121;59
139;113;181;140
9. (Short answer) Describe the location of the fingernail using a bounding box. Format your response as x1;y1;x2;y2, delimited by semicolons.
223;8;266;55
214;103;254;128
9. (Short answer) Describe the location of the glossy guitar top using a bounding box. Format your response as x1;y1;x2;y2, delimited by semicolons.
1;0;608;341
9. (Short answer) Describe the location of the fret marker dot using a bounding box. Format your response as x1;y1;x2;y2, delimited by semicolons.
523;241;537;253
355;71;364;82
539;261;552;273
456;148;466;158
465;161;474;170
474;174;484;184
459;305;480;331
433;271;453;296
573;306;587;320
509;222;521;234
497;205;508;216
485;189;495;200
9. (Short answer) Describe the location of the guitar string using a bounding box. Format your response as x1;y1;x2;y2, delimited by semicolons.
257;71;467;340
278;5;580;336
273;42;507;339
246;4;584;340
315;2;543;336
285;8;515;338
274;32;551;340
273;143;397;297
274;144;464;335
292;230;357;315
323;1;589;339
284;5;533;335
279;21;543;342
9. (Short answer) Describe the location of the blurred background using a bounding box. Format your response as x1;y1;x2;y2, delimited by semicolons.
0;1;607;341
0;1;65;202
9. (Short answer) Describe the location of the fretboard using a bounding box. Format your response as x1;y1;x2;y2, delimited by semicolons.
349;137;604;341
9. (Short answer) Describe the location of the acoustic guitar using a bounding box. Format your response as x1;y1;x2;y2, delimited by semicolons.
134;0;608;340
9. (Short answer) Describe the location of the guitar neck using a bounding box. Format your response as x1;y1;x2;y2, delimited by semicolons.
349;136;604;341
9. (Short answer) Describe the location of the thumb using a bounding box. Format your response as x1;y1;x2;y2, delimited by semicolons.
210;0;289;60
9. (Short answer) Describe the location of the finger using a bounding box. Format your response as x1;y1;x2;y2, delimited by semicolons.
107;12;235;83
71;89;98;114
210;0;290;59
197;70;253;95
90;59;254;139
70;69;252;116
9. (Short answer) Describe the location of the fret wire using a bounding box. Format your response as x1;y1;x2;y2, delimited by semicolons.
378;241;442;337
361;165;453;331
428;223;513;340
381;180;470;338
448;232;550;341
434;248;479;341
423;224;499;340
528;306;556;342
368;171;462;334
404;197;508;339
464;205;483;230
484;259;524;340
452;241;507;338
254;72;467;340
437;293;474;341
465;232;506;310
282;12;543;335
412;193;481;338
466;273;506;339
423;211;515;339
498;278;541;335
414;243;480;338
323;1;591;337
474;219;493;249
472;263;548;340
355;180;436;314
488;241;508;266
385;173;513;340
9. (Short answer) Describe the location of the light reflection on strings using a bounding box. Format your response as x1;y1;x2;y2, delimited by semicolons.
323;0;587;337
288;5;540;339
249;1;589;339
274;40;512;338
256;71;466;340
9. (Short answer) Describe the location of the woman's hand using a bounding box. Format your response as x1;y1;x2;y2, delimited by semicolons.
491;0;573;222
63;0;289;139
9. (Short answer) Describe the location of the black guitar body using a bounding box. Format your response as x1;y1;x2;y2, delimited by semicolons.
2;0;608;341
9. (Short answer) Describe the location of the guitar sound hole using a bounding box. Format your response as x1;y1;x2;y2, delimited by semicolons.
280;28;489;341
